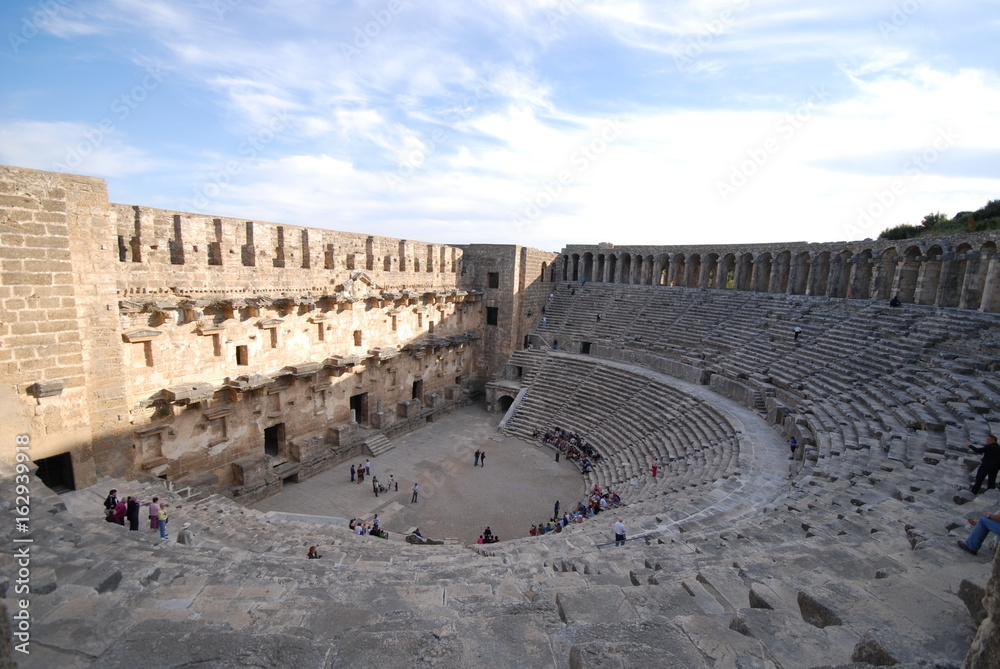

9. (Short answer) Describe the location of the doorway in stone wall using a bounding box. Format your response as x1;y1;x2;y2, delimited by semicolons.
350;392;368;425
34;451;75;492
264;423;285;458
412;379;423;401
498;395;514;412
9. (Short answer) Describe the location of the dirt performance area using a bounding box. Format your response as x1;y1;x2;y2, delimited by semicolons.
251;404;592;544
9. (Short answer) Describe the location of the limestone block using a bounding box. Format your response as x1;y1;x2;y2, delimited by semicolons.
556;586;639;624
851;627;923;666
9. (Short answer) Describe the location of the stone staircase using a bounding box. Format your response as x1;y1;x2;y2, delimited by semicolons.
363;432;394;457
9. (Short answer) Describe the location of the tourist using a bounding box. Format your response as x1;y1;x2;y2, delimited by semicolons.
614;518;627;547
651;459;659;478
388;474;397;491
479;450;486;467
148;496;160;531
103;489;119;514
474;449;480;466
889;294;901;307
126;495;141;531
958;509;1000;556
529;524;537;536
412;527;422;537
350;464;355;482
411;483;419;503
789;437;798;460
158;503;169;539
111;497;127;526
308;545;322;559
357;464;365;484
373;515;380;534
554;500;560;519
970;435;1000;494
793;326;802;341
364;459;371;475
372;476;380;497
355;523;366;535
176;522;196;546
477;535;485;544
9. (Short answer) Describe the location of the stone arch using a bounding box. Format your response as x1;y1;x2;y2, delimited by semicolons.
686;254;702;288
937;243;968;308
735;253;753;291
770;250;790;293
570;253;581;281
719;253;737;289
789;251;810;295
655;253;670;285
916;244;944;305
874;248;898;300
810;251;830;296
851;249;874;299
619;254;632;284
703;253;720;289
895;245;922;303
754;252;772;292
582;252;594;283
607;255;618;284
670;253;686;287
562;255;569;281
594;255;605;282
643;255;655;285
830;250;852;298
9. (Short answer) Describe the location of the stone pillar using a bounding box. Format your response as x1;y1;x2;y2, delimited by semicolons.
933;257;961;307
960;254;985;310
979;258;1000;312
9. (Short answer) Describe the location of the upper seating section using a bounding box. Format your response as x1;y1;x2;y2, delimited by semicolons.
534;283;1000;488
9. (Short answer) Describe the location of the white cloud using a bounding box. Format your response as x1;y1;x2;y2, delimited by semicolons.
0;120;161;177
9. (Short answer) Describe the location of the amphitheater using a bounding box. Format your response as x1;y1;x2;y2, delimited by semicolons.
2;164;1000;668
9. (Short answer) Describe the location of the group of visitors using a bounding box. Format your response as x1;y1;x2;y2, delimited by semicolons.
476;526;499;544
533;427;602;472
349;517;389;539
350;459;403;498
103;490;191;543
528;486;624;537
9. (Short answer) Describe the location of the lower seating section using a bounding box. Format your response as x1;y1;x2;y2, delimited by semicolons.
503;354;740;504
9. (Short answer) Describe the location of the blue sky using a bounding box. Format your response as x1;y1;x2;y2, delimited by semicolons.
1;0;998;252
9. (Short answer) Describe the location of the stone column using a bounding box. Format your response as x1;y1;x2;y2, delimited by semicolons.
979;258;1000;312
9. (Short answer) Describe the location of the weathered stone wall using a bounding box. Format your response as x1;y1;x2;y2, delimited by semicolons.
0;167;103;487
461;244;560;379
563;235;1000;311
0;166;493;496
111;204;468;296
